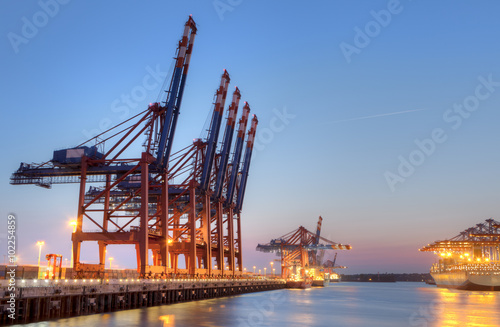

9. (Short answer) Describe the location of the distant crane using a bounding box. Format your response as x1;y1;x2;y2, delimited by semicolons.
256;216;351;279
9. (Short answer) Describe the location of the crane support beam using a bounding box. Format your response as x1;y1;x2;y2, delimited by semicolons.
156;16;197;169
214;87;241;200
199;70;230;191
225;102;250;207
235;114;258;213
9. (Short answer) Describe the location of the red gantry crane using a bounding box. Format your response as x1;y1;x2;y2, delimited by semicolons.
256;216;351;279
10;16;259;279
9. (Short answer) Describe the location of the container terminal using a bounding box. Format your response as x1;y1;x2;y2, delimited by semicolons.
1;16;289;324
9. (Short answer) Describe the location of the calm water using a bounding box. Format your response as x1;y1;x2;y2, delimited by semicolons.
19;282;500;327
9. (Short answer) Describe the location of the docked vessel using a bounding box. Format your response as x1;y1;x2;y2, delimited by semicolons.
312;276;330;287
420;218;500;291
329;272;341;283
286;277;312;289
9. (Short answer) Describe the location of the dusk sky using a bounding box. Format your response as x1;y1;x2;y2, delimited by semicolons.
1;1;500;274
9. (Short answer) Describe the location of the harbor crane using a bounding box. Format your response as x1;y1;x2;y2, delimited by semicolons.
256;216;351;279
11;16;259;279
420;218;500;259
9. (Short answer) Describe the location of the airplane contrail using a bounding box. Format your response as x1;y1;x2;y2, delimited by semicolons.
325;108;428;124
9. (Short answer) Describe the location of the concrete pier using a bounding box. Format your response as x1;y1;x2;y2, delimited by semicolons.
0;278;285;324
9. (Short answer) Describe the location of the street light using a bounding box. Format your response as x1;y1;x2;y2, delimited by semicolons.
270;261;274;276
69;220;77;267
253;266;256;274
109;257;114;269
264;267;267;276
36;241;44;279
259;269;261;275
273;268;275;277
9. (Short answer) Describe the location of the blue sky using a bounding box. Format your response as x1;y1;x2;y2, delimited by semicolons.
1;0;500;274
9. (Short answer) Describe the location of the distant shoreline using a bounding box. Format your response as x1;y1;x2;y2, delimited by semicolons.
341;273;431;282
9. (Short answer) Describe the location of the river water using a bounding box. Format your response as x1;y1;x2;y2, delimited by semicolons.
19;282;500;327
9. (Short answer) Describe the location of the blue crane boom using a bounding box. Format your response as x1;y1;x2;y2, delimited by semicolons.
199;70;230;192
235;114;258;213
155;16;197;170
225;102;250;207
213;87;241;200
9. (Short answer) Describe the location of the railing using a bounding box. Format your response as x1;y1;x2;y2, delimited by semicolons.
0;277;286;288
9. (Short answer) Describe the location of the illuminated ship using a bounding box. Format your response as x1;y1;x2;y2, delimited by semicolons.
286;274;313;289
329;272;341;283
419;218;500;291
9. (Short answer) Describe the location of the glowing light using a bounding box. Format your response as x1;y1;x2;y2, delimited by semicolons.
159;314;175;326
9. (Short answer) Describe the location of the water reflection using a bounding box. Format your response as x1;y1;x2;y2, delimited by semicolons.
433;288;500;327
159;314;175;326
28;284;500;327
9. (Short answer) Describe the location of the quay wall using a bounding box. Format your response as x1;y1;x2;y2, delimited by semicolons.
0;278;285;324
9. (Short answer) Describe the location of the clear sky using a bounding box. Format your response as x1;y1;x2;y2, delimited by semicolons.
1;0;500;274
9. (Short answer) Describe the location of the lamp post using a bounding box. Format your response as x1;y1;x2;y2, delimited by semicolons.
264;267;267;277
273;268;275;277
253;266;256;274
109;257;114;269
258;269;261;276
69;220;77;267
270;261;274;276
36;241;44;279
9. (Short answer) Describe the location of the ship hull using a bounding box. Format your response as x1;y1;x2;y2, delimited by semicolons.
286;279;312;289
431;271;500;291
312;279;330;287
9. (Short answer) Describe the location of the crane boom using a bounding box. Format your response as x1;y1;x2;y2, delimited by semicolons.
155;16;197;169
235;114;258;213
199;70;230;191
225;102;250;207
314;216;323;246
213;87;241;200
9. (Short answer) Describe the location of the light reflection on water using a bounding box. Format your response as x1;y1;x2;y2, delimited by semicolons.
434;287;500;327
20;283;500;327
